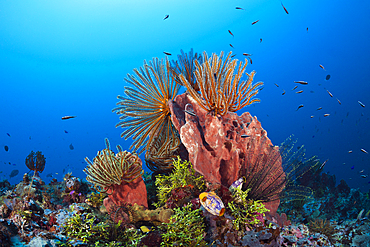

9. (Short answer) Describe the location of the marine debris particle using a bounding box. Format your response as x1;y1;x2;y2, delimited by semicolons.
69;143;74;150
326;74;331;80
4;145;9;151
10;169;19;178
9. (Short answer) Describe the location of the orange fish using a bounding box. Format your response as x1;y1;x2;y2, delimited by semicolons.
61;116;76;120
228;30;234;37
163;52;172;56
252;20;259;25
319;64;326;70
281;2;289;14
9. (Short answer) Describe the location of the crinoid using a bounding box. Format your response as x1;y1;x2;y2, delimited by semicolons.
179;51;263;116
25;151;46;198
83;138;143;194
113;57;180;155
309;218;336;242
145;121;182;174
242;135;320;204
169;48;203;91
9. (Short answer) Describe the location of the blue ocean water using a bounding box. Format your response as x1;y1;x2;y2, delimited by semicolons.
1;0;369;191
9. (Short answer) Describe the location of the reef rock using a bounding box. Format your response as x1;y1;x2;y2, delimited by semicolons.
104;176;148;210
169;92;284;214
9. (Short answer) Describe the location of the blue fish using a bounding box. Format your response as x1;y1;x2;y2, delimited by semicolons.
64;130;68;133
351;165;355;170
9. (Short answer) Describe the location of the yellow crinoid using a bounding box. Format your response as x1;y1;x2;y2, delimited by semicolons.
179;51;263;116
113;58;180;155
83;138;143;193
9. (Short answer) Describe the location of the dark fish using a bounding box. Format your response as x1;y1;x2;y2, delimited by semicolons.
319;64;326;70
229;44;234;48
326;89;333;97
361;175;368;178
358;101;365;108
4;145;9;152
6;133;10;137
46;173;53;178
296;104;304;111
296;90;303;94
282;90;286;95
29;136;31;140
274;83;279;87
252;20;259;25
324;113;330;117
231;54;237;58
317;107;322;110
69;143;74;150
163;15;169;20
235;7;244;10
163;52;172;56
361;148;368;154
243;53;252;56
294;81;308;85
325;74;331;80
336;98;341;105
228;30;234;37
61;116;76;120
9;169;19;178
292;85;298;90
241;134;250;138
248;57;253;64
260;38;262;43
64;130;68;133
351;165;355;170
319;159;328;170
306;27;308;32
281;2;289;14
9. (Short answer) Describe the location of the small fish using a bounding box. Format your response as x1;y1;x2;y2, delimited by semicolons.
294;81;308;85
361;175;368;178
260;38;262;43
69;143;74;150
348;150;353;153
252;20;259;25
296;104;304;111
163;15;169;20
46;173;53;178
231;54;237;58
296;90;303;94
242;53;252;56
64;130;68;133
9;169;19;178
281;2;289;14
228;30;234;37
336;98;341;105
69;190;75;195
324;113;330;117
361;148;368;154
310;115;314;118
6;133;10;137
248;57;252;64
274;83;279;87
317;107;322;110
163;52;172;56
140;226;151;233
184;110;196;117
235;7;244;10
351;165;355;170
359;170;365;173
4;145;9;152
306;27;308;32
319;64;326;70
319;159;328;170
358;101;365;108
229;44;234;48
292;85;298;91
282;90;286;95
326;89;333;97
61;116;76;120
241;134;250;138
